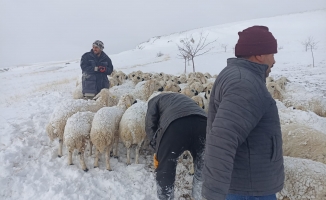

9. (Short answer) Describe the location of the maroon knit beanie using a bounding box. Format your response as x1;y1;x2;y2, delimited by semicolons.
235;26;277;57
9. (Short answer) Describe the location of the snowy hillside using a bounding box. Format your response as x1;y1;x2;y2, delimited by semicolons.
0;10;326;200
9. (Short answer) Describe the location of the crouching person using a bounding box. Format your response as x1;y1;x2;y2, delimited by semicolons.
80;40;113;99
145;93;207;200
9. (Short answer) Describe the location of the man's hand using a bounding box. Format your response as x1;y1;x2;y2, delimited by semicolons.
98;66;106;73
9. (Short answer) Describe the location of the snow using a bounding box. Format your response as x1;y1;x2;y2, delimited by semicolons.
1;9;326;199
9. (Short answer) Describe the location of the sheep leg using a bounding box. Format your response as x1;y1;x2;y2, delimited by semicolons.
58;139;63;157
94;148;100;168
68;148;73;165
112;135;119;158
126;147;131;165
89;140;93;156
106;144;113;171
135;144;142;164
79;149;88;172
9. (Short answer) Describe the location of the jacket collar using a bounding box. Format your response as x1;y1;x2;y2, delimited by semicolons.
227;58;268;82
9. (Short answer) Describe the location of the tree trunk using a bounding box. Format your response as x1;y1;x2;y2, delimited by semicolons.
310;47;315;67
192;57;195;72
184;58;187;73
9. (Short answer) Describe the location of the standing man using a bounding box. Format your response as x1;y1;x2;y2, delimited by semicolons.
145;92;207;200
202;26;284;200
80;40;113;98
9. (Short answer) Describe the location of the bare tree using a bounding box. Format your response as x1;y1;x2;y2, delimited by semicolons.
220;44;228;52
177;51;190;73
302;37;318;67
301;36;313;52
177;33;216;72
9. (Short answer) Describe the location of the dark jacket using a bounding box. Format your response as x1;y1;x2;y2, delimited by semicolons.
202;58;284;200
80;49;113;95
145;93;207;152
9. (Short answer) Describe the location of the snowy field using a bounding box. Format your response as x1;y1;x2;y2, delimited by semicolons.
1;10;326;200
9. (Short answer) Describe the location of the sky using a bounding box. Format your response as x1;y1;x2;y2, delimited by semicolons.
1;0;326;68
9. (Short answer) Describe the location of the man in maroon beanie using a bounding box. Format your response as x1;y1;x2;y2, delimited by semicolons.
202;26;284;200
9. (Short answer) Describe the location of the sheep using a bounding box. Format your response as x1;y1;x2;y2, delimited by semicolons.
90;94;135;170
266;76;274;84
203;82;213;100
212;74;218;78
46;88;116;157
180;86;198;98
108;76;120;88
266;82;284;101
189;82;204;93
194;72;207;84
204;72;212;79
169;75;179;83
130;73;144;85
73;82;84;99
141;73;151;81
164;81;181;93
110;69;117;77
277;156;326;200
187;77;201;85
119;101;148;165
281;124;326;165
275;76;290;90
191;96;205;110
177;74;187;84
64;111;95;172
113;71;127;84
133;79;164;101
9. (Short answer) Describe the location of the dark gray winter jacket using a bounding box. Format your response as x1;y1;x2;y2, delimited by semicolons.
202;58;284;200
80;50;113;95
145;93;207;152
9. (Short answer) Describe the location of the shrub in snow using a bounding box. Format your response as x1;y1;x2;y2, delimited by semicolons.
119;101;148;165
281;124;326;165
64;111;95;172
277;156;326;200
90;94;135;171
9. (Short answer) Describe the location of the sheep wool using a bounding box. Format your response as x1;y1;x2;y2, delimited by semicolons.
90;94;134;170
277;156;326;200
119;101;148;165
282;124;326;165
64;111;95;171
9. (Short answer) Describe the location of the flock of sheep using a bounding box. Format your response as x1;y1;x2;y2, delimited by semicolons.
46;70;326;200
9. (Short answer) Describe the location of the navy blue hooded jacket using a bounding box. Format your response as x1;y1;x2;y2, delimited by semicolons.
80;49;113;95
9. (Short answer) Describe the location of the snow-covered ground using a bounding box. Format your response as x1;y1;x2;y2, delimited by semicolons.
1;10;326;200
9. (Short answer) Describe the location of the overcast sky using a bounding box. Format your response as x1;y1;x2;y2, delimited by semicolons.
1;0;325;68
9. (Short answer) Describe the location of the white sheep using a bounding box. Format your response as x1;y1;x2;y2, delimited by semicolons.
133;79;164;101
64;111;95;172
164;81;181;92
180;86;198;98
119;101;148;165
275;76;290;91
178;74;187;84
204;72;212;79
281;124;326;165
187;77;201;86
90;94;135;170
266;76;274;84
266;82;284;102
277;156;326;200
46;88;116;157
191;96;205;110
189;82;204;93
73;82;84;99
108;76;120;88
113;71;127;85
